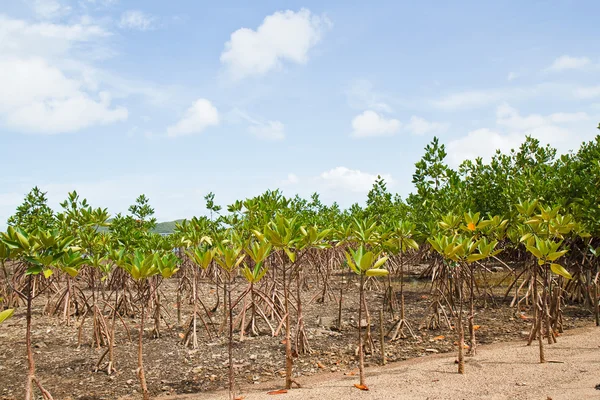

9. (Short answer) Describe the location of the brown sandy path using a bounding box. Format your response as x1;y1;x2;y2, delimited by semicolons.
162;324;600;400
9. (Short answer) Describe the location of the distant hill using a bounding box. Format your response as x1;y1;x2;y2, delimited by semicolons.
152;220;184;234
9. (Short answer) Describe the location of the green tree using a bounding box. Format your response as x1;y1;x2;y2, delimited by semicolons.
7;187;55;231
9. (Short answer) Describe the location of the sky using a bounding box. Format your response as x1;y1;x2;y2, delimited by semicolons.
1;0;600;229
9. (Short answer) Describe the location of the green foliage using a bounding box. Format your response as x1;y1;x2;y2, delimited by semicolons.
0;308;14;324
344;245;389;276
7;187;55;231
515;200;581;279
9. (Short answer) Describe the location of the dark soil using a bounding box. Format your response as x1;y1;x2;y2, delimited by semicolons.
0;265;593;400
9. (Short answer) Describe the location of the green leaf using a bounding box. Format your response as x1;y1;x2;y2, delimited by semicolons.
43;269;53;279
0;309;14;324
365;269;389;277
525;245;543;259
284;248;296;263
26;265;43;276
371;256;389;270
520;233;532;243
63;267;79;278
466;253;487;262
547;250;568;262
550;263;572;280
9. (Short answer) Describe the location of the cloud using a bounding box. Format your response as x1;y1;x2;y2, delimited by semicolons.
574;85;600;99
167;99;219;137
351;110;400;138
405;116;448;135
281;173;299;185
345;80;393;113
319;167;393;193
0;14;110;59
430;83;586;111
432;87;530;110
248;120;285;140
446;104;593;166
29;0;71;20
228;108;285;140
0;15;135;133
496;103;589;130
0;56;127;133
546;55;591;72
507;72;518;81
85;0;119;7
119;10;157;31
447;128;523;166
220;8;330;80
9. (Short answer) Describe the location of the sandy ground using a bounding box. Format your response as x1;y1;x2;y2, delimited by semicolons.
162;324;600;400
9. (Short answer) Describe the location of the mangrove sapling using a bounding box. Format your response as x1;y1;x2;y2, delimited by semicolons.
238;237;272;338
214;239;246;400
344;245;389;389
118;250;179;400
428;213;502;373
259;215;306;390
184;245;216;347
385;221;419;340
1;227;76;400
291;225;330;355
516;201;579;363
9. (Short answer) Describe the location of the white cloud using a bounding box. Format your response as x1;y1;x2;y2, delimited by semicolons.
447;128;523;166
574;85;600;99
447;104;593;166
248;120;285;140
346;80;393;113
30;0;71;20
167;99;219;137
432;87;529;110
0;15;133;133
281;173;299;185
431;83;593;111
496;103;589;130
319;167;393;193
228;108;286;140
220;8;330;80
547;55;591;72
405;116;448;135
85;0;119;6
0;56;127;133
351;110;400;138
119;10;157;31
0;14;110;59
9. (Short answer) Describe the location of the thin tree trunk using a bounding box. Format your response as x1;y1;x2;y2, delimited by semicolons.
457;275;465;374
283;264;294;389
227;279;235;400
534;268;545;363
358;273;366;385
468;263;476;355
138;285;149;400
595;267;599;327
25;275;35;400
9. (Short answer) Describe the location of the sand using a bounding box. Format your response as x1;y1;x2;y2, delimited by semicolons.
172;324;600;400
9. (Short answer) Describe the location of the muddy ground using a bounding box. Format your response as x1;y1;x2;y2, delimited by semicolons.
0;266;593;399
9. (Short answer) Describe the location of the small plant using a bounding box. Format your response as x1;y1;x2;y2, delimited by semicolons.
214;237;245;400
344;245;389;389
1;227;76;400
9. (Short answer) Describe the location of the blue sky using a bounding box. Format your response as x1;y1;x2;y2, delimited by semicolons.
1;0;600;229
